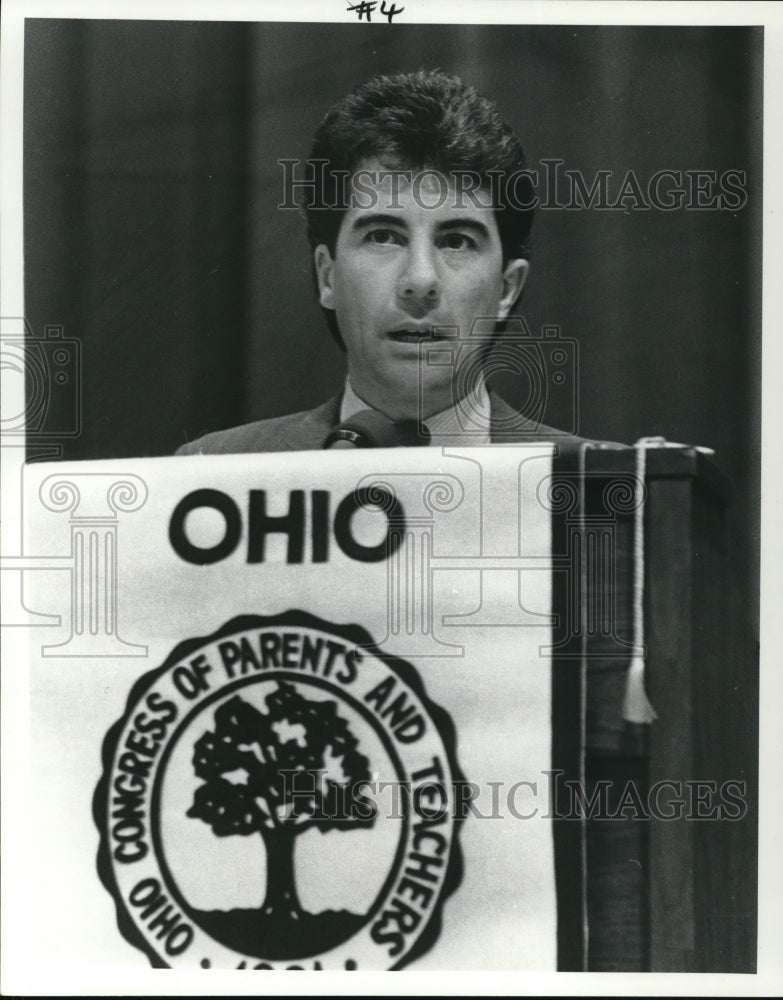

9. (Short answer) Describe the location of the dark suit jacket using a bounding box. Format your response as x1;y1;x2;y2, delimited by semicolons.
176;391;619;455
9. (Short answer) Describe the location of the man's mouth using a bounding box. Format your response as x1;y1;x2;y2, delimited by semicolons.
387;327;454;343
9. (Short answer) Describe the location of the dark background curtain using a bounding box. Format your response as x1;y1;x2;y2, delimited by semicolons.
24;20;762;626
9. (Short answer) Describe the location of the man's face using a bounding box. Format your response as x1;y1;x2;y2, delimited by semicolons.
314;163;528;421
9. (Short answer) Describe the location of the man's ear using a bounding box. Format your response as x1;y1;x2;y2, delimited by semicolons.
497;258;530;320
314;244;336;310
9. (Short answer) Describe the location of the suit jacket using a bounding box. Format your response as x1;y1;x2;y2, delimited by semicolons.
176;391;618;455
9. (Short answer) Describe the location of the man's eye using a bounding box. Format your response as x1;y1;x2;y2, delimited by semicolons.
440;232;476;251
367;229;402;246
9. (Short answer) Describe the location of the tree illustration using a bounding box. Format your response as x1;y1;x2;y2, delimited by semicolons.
187;681;377;926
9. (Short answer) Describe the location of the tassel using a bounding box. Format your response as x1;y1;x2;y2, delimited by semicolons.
621;438;659;725
623;655;657;724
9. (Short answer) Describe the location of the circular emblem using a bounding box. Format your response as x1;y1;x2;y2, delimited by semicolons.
94;612;463;970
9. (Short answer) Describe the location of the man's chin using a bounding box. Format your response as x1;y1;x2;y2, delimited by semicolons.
353;380;454;423
390;383;457;422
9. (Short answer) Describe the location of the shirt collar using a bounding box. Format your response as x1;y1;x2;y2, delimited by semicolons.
339;376;492;446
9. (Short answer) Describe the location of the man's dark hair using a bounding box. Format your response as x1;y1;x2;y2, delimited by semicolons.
304;68;535;347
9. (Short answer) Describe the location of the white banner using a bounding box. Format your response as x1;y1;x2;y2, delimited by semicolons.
10;443;582;974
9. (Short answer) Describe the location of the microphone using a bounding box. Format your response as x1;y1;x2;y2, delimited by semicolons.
323;411;431;449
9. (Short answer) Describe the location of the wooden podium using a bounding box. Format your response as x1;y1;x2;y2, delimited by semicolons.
574;446;757;972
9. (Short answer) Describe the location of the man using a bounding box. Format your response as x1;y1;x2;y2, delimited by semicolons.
177;69;591;455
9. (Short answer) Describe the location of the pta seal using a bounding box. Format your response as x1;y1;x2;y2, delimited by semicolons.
94;612;463;970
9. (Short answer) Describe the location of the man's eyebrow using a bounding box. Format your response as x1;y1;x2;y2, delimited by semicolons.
348;214;492;239
435;218;492;240
349;213;409;232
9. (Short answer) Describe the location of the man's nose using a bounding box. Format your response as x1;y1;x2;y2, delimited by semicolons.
397;244;441;308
